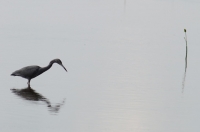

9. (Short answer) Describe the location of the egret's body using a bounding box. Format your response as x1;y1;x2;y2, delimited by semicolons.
11;59;67;86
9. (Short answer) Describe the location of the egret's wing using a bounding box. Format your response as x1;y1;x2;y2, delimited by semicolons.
12;65;40;79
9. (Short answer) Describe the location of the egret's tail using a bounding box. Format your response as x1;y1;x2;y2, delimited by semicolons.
11;73;16;76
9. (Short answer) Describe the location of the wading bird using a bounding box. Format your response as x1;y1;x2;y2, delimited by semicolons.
11;59;67;86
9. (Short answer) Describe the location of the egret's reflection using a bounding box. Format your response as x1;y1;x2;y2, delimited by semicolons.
11;87;65;114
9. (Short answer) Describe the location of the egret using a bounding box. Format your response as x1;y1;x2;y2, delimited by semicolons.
11;59;67;86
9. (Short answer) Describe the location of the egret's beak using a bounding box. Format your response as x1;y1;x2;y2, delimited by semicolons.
60;64;67;72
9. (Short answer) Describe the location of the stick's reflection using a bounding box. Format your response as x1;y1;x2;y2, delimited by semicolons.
182;56;187;93
11;87;65;114
124;0;126;13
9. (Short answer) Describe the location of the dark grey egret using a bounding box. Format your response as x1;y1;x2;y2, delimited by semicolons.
11;59;67;86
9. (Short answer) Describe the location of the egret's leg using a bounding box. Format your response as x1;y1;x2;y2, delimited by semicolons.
27;79;30;87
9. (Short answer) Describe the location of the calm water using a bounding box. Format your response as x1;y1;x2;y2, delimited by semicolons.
1;0;200;131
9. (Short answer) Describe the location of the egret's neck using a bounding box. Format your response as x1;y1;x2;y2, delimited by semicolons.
38;62;54;75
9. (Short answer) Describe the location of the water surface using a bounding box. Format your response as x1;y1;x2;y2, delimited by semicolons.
1;0;200;131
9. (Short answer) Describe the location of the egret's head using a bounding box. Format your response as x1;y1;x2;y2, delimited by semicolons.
51;59;67;72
